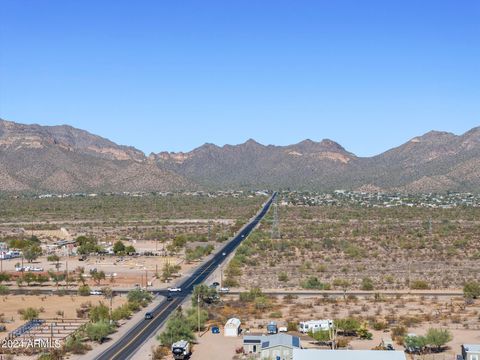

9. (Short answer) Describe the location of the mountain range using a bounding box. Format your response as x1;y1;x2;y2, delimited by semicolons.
1;118;479;193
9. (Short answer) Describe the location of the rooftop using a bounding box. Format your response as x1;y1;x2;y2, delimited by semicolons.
293;349;407;360
261;333;300;350
463;345;480;352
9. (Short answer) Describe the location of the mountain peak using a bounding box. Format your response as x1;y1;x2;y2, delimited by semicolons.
242;138;263;147
290;138;349;154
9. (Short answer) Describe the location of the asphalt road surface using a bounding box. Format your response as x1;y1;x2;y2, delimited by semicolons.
94;193;276;360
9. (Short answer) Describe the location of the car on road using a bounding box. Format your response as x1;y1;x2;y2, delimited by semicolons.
168;287;182;292
166;295;173;301
222;252;226;256
90;290;102;295
144;312;153;320
219;287;230;293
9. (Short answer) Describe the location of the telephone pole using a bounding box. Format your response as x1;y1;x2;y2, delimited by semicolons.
271;199;280;239
197;293;201;332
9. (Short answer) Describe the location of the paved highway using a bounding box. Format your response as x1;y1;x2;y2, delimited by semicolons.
95;193;276;360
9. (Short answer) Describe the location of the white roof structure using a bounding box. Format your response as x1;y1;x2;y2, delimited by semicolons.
225;318;241;328
464;344;480;352
293;349;407;360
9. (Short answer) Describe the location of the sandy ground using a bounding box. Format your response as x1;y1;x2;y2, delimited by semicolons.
0;251;197;289
197;293;480;358
191;331;242;360
0;294;127;334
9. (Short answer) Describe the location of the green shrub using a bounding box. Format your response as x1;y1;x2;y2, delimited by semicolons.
464;281;480;299
301;277;328;290
410;280;430;290
85;320;114;343
361;277;374;291
88;303;110;322
18;307;40;320
78;285;91;296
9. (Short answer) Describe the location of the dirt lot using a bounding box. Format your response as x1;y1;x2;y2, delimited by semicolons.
206;293;480;357
0;294;127;334
226;204;480;292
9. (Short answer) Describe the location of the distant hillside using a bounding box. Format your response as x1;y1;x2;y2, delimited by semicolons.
1;118;479;193
155;127;480;193
0;119;192;193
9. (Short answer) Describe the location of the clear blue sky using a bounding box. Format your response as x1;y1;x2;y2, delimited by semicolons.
0;0;479;156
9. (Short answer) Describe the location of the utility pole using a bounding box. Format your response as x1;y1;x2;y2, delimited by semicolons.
145;270;148;290
271;199;280;239
65;259;69;290
197;293;201;333
109;291;113;321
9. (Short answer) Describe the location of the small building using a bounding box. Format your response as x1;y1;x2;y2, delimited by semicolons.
224;318;241;337
260;333;301;360
243;335;263;355
293;349;407;360
243;334;301;359
462;344;480;360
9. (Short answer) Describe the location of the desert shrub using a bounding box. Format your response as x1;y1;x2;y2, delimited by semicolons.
111;304;132;321
361;277;374;291
301;277;328;290
410;280;430;290
64;335;90;354
127;288;152;306
89;303;110;322
78;285;91;296
18;307;40;320
269;311;282;318
0;285;10;295
85;320;114;342
464;281;480;299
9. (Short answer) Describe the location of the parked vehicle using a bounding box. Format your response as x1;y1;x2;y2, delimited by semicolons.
211;326;220;334
278;326;288;333
267;321;278;334
219;287;230;293
172;340;190;359
90;290;102;295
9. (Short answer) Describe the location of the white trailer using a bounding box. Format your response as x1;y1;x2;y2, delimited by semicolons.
298;320;333;334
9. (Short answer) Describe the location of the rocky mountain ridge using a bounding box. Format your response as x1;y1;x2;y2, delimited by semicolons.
1;118;479;193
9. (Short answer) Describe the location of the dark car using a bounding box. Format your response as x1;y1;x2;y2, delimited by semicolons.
166;295;173;301
211;326;220;334
144;312;154;320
